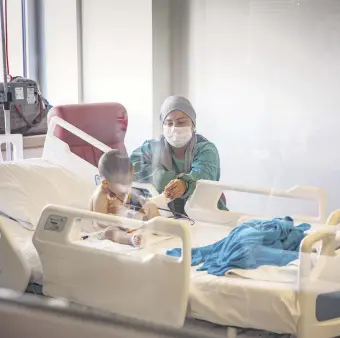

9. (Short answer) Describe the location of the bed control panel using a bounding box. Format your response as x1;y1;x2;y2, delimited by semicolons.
44;215;68;233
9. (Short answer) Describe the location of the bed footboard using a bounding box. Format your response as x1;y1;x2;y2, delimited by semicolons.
0;219;31;292
33;205;191;328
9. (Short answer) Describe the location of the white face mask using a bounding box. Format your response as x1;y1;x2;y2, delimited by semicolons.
163;126;193;148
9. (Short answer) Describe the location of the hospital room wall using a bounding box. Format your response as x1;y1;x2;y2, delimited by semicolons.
39;0;80;105
169;0;340;216
81;0;154;154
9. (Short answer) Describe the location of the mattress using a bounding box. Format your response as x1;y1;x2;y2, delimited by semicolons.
2;216;336;335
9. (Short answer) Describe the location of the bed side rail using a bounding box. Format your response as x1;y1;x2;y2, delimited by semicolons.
185;180;327;225
297;210;340;338
33;205;190;328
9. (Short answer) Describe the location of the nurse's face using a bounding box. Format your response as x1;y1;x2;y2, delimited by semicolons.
163;111;193;129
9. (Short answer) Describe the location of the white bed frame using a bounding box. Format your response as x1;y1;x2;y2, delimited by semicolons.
1;116;340;337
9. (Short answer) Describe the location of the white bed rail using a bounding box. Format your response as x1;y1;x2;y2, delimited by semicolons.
33;205;191;328
185;180;327;225
297;210;340;338
0;219;31;292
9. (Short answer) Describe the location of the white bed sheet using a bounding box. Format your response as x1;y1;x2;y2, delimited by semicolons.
3;216;337;334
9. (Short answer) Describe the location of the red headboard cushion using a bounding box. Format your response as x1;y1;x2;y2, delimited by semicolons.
48;102;128;166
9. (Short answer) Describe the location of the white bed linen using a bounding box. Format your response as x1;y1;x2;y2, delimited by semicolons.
3;217;336;334
0;158;94;230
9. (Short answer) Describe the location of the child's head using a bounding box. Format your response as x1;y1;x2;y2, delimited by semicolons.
98;150;134;196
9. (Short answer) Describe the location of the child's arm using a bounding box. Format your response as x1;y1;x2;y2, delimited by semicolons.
92;188;109;215
91;182;110;229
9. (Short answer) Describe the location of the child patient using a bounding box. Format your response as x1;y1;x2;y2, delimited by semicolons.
91;149;160;247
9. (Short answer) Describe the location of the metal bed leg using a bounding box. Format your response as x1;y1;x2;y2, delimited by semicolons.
226;327;237;338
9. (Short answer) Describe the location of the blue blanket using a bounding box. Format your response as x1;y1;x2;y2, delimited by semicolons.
166;217;310;276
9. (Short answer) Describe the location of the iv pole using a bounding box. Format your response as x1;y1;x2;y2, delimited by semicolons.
0;0;12;161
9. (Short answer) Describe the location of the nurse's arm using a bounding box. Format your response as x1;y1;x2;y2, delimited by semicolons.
179;143;220;199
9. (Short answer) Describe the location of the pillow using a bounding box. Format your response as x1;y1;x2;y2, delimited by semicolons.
0;158;95;230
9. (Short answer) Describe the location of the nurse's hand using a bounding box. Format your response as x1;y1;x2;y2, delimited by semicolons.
164;179;186;200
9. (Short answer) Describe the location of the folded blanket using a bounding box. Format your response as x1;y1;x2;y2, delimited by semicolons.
166;216;310;276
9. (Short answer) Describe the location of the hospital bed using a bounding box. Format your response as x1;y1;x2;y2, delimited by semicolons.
32;203;340;338
1;113;340;338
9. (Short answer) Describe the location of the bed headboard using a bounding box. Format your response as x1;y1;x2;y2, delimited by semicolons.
47;103;128;167
43;116;109;188
43;116;159;195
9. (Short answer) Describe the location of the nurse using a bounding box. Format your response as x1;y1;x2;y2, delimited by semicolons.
130;96;226;215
